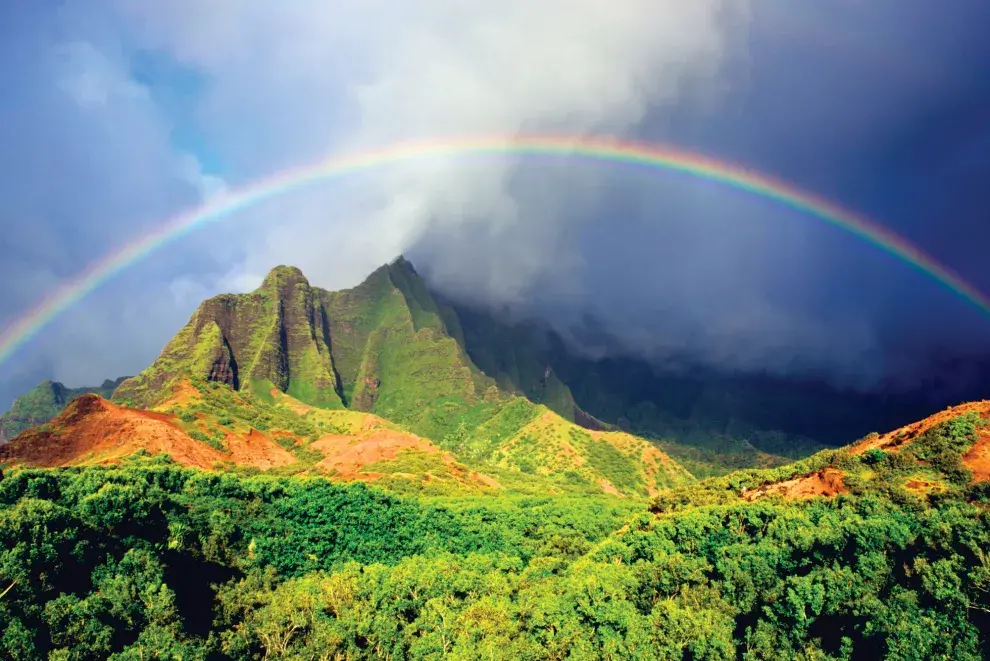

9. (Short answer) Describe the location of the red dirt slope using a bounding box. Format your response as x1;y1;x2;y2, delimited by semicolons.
742;469;846;501
850;400;990;480
310;428;499;489
311;429;448;477
0;394;294;470
742;401;990;502
851;401;990;456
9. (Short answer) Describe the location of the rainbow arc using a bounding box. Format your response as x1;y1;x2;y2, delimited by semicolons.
0;134;986;368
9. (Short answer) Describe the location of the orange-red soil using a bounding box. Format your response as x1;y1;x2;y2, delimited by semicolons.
158;380;202;408
742;468;846;502
852;401;990;455
598;478;622;496
963;427;990;481
0;394;500;488
0;394;294;470
311;429;453;478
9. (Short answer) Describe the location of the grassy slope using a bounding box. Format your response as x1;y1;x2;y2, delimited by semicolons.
156;378;365;470
152;376;689;497
650;409;990;512
485;407;695;496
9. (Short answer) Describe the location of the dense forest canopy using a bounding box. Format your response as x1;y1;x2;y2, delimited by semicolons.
3;410;990;660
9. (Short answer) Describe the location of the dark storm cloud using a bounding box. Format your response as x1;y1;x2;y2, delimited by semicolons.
416;0;990;391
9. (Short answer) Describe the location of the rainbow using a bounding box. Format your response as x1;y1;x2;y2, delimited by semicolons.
1;134;987;369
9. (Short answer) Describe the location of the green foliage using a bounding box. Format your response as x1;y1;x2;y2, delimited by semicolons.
902;412;983;485
863;448;887;465
5;455;990;659
909;412;982;460
182;378;319;440
568;428;645;493
363;448;453;478
187;429;227;452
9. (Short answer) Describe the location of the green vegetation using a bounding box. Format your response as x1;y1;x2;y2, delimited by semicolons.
0;378;127;441
183;378;321;440
470;407;694;497
158;377;690;497
11;261;990;656
649;412;988;513
570;430;645;492
113;268;344;411
4;422;990;659
363;448;454;478
0;456;642;659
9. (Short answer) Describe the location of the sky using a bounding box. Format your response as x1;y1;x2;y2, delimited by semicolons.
1;0;990;407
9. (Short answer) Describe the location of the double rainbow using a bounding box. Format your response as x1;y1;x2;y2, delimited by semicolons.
1;134;986;369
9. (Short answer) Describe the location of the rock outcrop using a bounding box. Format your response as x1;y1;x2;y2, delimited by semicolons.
114;266;345;409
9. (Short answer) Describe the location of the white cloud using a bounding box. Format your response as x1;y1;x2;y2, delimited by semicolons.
110;0;752;296
0;6;233;397
177;154;227;201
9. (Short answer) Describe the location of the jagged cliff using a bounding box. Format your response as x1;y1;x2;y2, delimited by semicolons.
1;258;688;496
114;266;345;410
112;259;511;440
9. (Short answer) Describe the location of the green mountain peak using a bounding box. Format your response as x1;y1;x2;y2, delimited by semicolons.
114;264;343;410
260;264;309;290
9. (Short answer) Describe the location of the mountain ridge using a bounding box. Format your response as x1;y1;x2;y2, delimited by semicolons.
8;257;981;479
1;259;695;496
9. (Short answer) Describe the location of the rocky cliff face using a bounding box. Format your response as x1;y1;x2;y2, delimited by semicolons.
111;259;599;442
114;266;345;409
